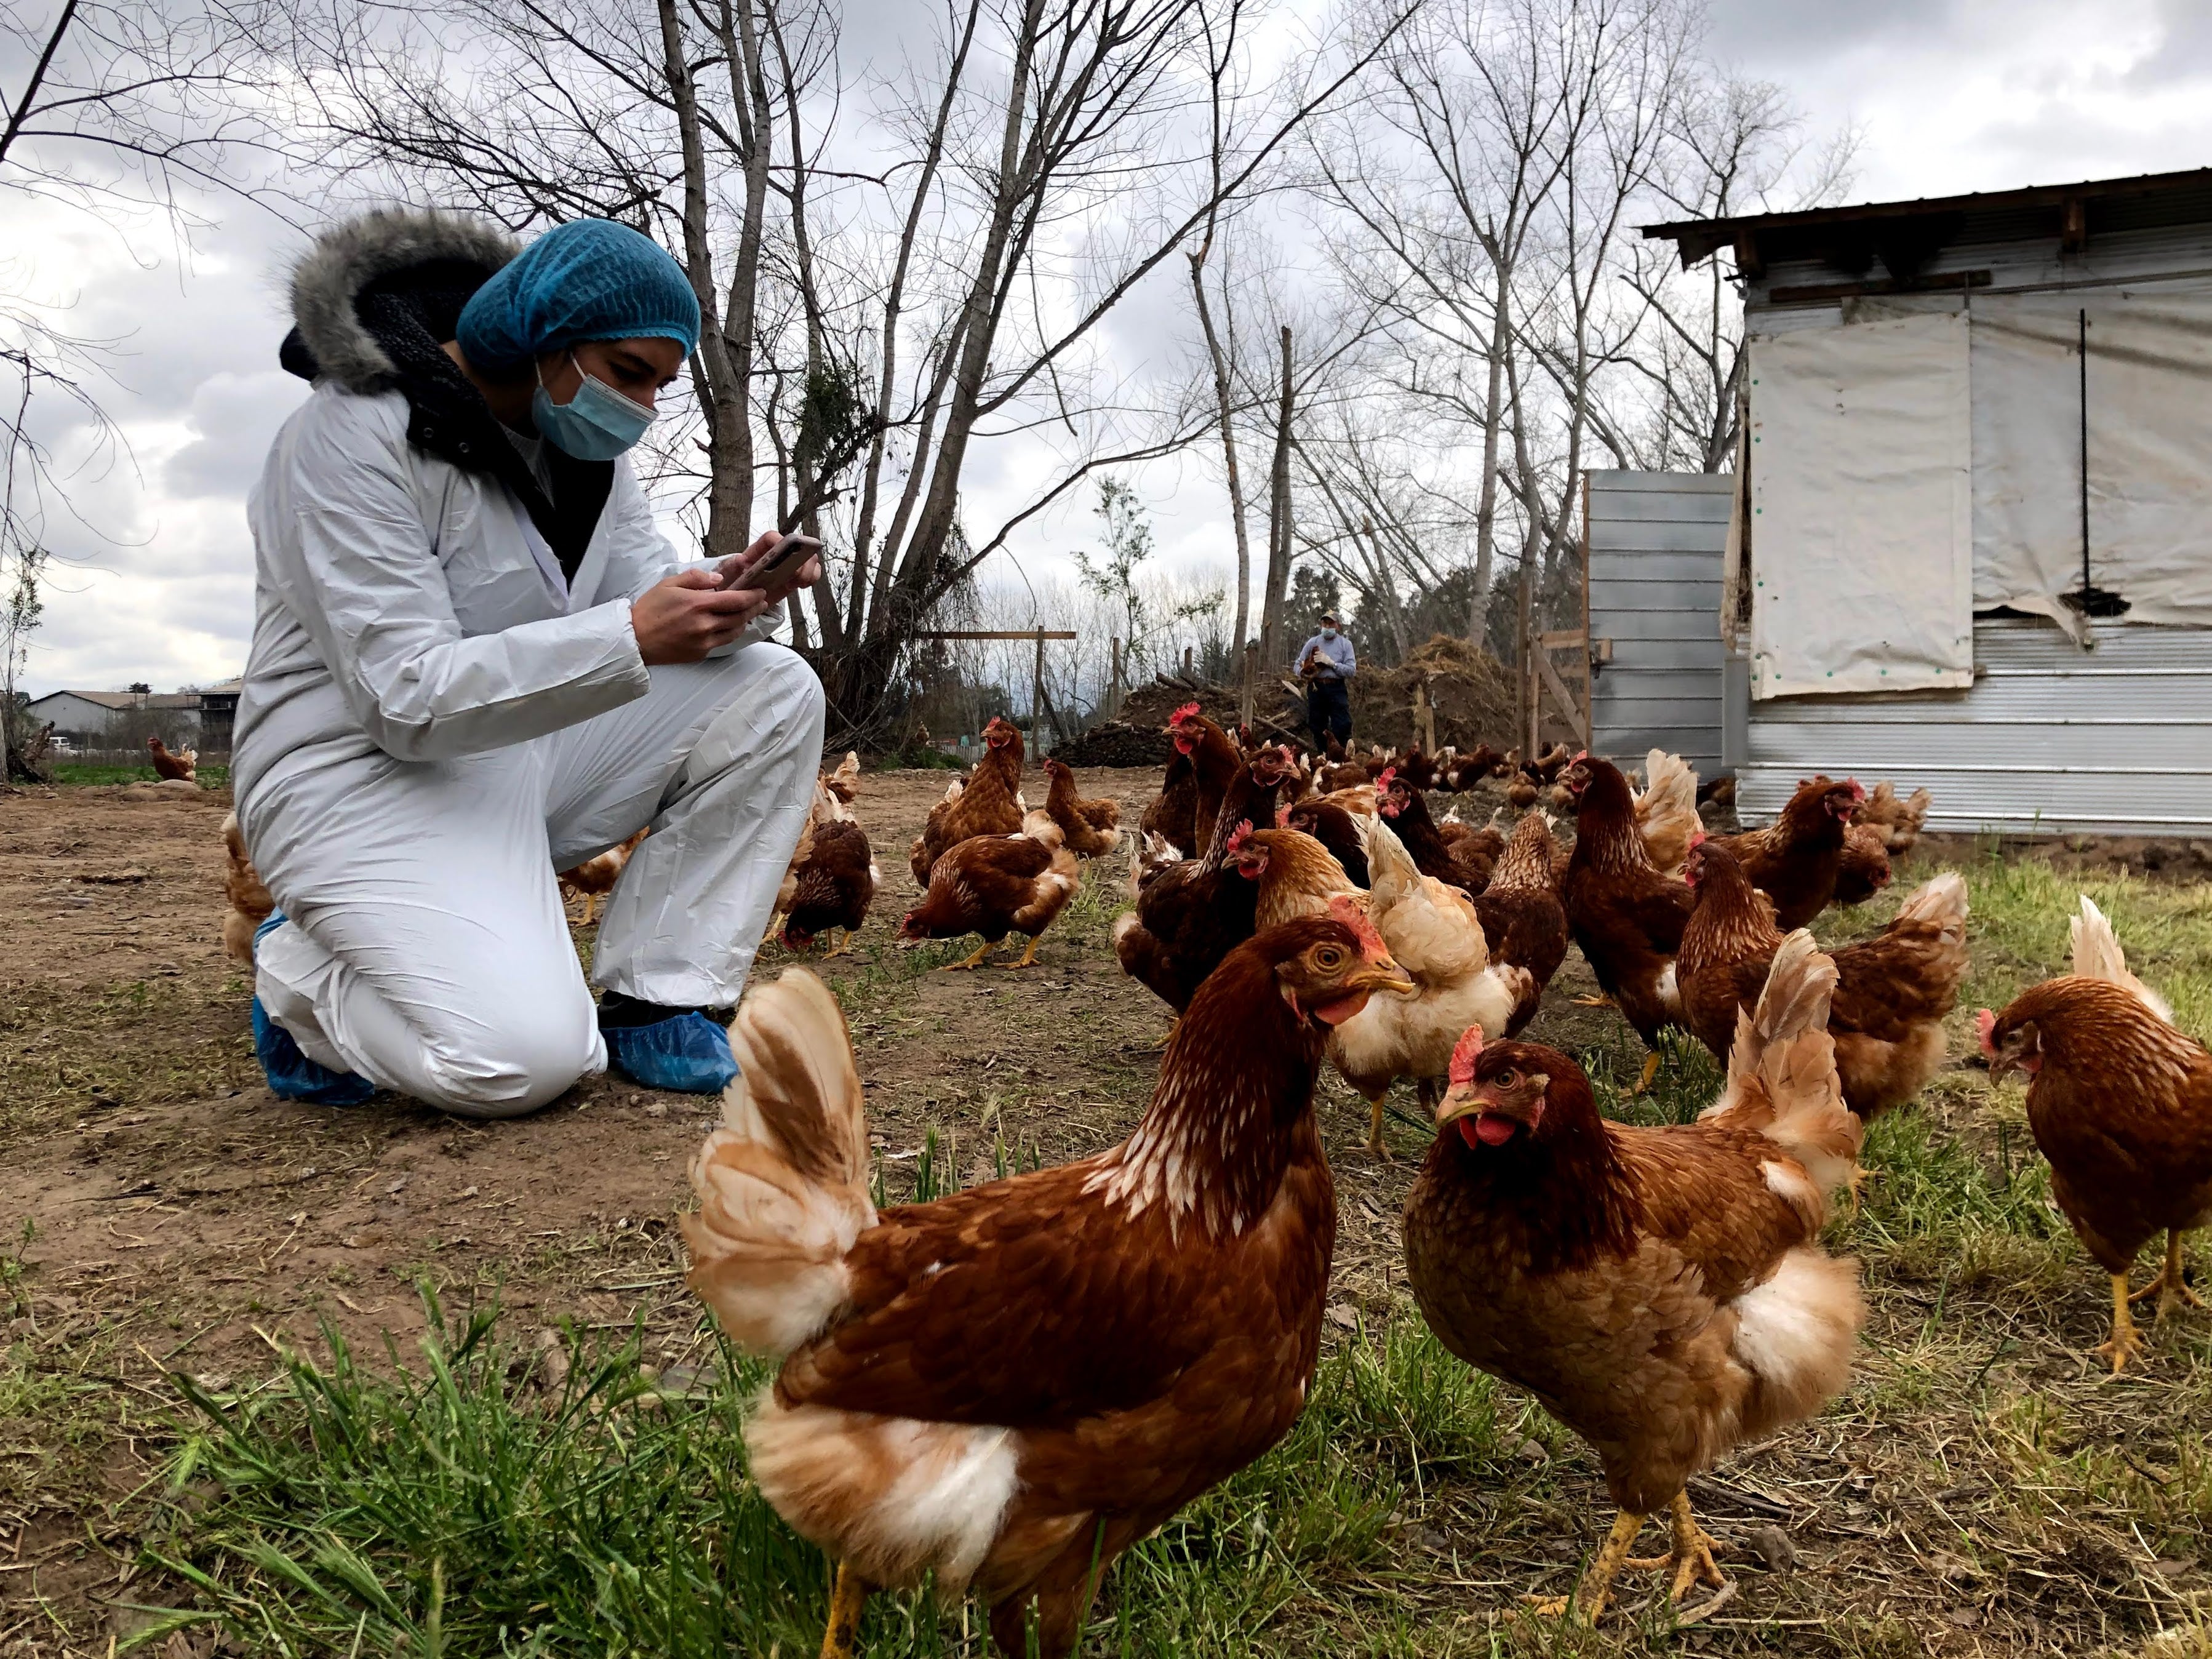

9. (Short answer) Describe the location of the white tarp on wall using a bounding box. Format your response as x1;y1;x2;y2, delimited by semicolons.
1746;311;1974;699
1973;290;2212;635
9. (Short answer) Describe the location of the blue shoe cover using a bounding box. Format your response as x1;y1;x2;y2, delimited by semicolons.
252;996;375;1106
250;911;375;1106
604;1011;739;1093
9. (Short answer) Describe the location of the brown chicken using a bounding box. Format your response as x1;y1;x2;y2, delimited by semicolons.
1706;775;1865;931
1376;769;1495;892
1632;750;1701;879
148;736;197;782
684;913;1410;1657
1831;823;1894;907
1138;704;1243;855
1471;811;1569;1036
1282;796;1369;887
780;818;879;959
1113;751;1296;1012
219;812;275;964
1439;745;1506;793
910;716;1026;885
1982;897;2212;1372
1402;933;1864;1621
1561;755;1696;1091
1039;756;1122;858
1680;839;1968;1123
824;750;861;806
1854;780;1932;855
558;826;648;926
898;811;1079;970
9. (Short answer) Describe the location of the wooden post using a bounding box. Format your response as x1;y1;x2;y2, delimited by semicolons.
1109;636;1124;718
1031;630;1047;753
1182;644;1194;678
1239;639;1259;725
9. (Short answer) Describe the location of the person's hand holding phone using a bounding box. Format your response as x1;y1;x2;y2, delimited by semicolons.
631;530;825;665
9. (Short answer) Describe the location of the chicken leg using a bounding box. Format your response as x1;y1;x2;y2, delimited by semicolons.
2095;1272;2146;1373
1629;1050;1662;1097
2127;1230;2205;1322
819;1562;868;1659
941;940;996;971
819;929;853;960
1006;934;1044;969
1365;1093;1389;1158
1623;1491;1727;1605
1524;1508;1644;1621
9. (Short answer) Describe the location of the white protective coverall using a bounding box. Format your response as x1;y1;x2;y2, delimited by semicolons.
234;214;825;1118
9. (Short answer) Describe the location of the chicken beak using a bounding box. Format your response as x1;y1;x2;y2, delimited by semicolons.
1349;956;1415;998
1433;1080;1488;1128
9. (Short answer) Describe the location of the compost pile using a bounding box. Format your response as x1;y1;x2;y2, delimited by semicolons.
1052;720;1176;768
1349;635;1519;754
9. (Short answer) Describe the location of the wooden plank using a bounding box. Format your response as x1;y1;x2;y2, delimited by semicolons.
1766;268;1990;305
1589;518;1733;553
1536;646;1587;745
1583;470;1735;494
1588;496;1736;526
916;630;1079;641
1589;550;1727;581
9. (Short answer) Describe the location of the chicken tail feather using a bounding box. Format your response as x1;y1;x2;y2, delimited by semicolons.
683;969;877;1357
2069;895;2174;1024
1704;930;1859;1207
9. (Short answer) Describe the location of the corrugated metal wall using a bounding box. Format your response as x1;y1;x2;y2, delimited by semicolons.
1740;619;2212;834
1586;470;1731;773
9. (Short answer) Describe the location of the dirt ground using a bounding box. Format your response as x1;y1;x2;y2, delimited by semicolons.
1;771;2207;1653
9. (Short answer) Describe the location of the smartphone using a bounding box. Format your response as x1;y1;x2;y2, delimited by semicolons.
727;531;823;591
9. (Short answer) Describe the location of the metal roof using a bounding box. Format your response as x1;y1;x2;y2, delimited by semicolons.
1643;167;2212;273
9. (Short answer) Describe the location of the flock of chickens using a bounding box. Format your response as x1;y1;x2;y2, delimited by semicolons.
676;705;2211;1657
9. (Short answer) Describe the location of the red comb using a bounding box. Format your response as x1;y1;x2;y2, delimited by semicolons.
1975;1009;1996;1057
1170;701;1201;724
1325;893;1387;957
1275;799;1292;827
1376;766;1397;790
1571;749;1588;762
1448;1025;1484;1084
1688;830;1706;849
1226;819;1255;854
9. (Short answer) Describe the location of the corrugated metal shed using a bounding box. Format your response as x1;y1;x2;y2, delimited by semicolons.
1739;620;2212;834
1586;471;1730;773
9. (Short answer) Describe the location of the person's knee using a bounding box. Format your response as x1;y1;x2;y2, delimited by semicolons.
421;996;599;1119
738;642;828;755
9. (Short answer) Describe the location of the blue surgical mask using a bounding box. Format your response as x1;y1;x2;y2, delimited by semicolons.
1320;626;1338;641
532;353;656;460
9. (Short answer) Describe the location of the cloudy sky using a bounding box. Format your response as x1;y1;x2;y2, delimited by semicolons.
14;0;2212;700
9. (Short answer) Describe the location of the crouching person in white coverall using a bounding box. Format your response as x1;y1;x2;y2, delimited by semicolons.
232;209;826;1117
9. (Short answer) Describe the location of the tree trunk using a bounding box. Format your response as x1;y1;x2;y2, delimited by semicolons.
1467;261;1511;646
709;0;776;542
1258;323;1295;668
1188;246;1252;650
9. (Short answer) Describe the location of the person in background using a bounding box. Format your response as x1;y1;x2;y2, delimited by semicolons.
233;208;826;1119
1297;611;1356;752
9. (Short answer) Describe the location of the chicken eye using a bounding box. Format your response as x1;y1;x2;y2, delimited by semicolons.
1495;1068;1517;1087
1315;946;1344;970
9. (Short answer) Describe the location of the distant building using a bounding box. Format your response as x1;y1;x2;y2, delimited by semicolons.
25;678;246;753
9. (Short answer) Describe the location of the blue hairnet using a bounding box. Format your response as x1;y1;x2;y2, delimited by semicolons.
455;218;700;373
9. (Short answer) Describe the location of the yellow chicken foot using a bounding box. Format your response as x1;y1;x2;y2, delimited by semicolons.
1005;935;1044;969
1624;1492;1728;1604
819;930;853;960
1628;1050;1662;1097
819;1561;868;1659
2094;1273;2147;1373
1365;1094;1389;1158
581;893;602;927
1523;1508;1645;1621
940;940;995;972
2128;1231;2206;1319
1571;993;1615;1008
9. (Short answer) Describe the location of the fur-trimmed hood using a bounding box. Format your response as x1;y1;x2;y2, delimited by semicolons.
281;209;518;394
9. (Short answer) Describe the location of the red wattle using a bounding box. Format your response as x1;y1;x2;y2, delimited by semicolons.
1472;1114;1516;1146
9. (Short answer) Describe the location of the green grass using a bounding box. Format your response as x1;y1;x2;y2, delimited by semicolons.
132;1290;1519;1657
52;761;230;788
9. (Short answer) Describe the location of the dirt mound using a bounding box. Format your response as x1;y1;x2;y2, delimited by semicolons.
1351;635;1518;754
1116;676;1235;732
1054;720;1176;769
